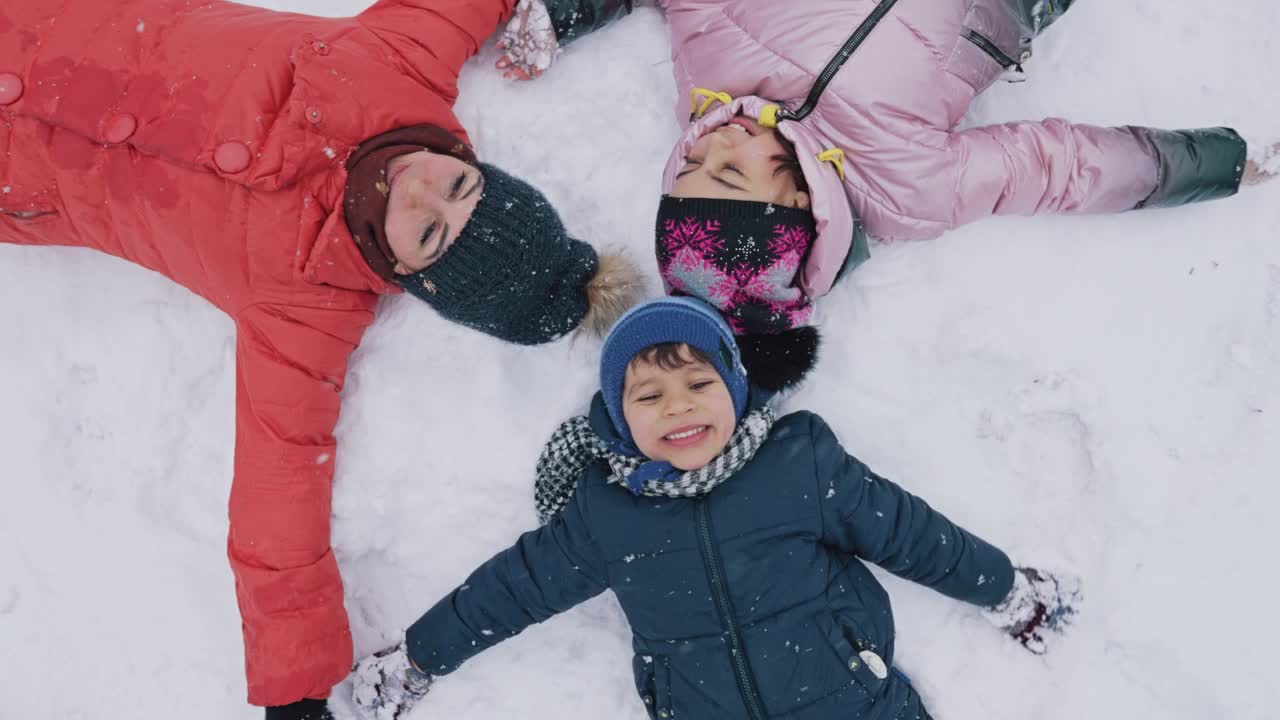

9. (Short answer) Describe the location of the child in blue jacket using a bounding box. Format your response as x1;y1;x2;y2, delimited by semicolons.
351;297;1080;720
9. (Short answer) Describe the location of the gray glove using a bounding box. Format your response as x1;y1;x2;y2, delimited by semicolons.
351;644;434;720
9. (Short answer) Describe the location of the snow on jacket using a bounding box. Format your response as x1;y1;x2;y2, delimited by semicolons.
645;0;1248;298
406;402;1015;720
0;0;515;705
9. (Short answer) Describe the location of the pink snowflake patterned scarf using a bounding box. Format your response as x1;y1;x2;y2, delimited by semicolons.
655;196;817;335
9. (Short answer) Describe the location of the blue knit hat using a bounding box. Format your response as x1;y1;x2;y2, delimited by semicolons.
600;297;749;450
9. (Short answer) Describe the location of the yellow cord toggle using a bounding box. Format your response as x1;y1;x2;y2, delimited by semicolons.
688;88;734;121
757;104;781;129
817;148;846;180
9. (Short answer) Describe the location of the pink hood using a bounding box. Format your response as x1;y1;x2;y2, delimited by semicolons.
660;0;1161;297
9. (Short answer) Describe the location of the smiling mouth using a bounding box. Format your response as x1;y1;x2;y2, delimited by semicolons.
663;425;710;447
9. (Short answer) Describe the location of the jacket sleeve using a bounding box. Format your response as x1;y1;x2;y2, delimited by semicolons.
947;120;1246;228
542;0;635;46
404;485;609;676
356;0;517;101
810;414;1014;608
229;303;372;706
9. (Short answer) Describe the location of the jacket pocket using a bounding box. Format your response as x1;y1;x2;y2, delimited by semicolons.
963;28;1026;77
817;612;890;699
633;654;674;719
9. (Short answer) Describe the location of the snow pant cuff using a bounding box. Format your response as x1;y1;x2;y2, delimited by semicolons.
1135;127;1248;209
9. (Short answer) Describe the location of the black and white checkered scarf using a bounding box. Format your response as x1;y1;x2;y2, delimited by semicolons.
534;406;777;524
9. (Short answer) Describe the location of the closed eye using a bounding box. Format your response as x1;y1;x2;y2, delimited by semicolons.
637;393;661;403
423;223;450;263
677;157;703;179
419;221;439;249
690;380;715;391
460;174;483;200
449;173;466;199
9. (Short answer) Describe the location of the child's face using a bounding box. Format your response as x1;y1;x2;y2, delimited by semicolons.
622;346;737;471
383;151;485;275
671;117;810;208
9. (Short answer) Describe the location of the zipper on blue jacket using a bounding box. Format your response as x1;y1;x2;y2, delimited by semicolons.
963;28;1023;72
777;0;900;123
695;500;769;720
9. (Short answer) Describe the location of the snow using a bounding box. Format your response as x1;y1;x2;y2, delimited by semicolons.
2;1;1279;719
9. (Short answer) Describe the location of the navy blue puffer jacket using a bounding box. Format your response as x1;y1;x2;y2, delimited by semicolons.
407;407;1015;719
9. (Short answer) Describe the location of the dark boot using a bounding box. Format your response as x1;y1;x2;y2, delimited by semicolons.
264;698;334;720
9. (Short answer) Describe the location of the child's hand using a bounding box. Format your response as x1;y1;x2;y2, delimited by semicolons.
1243;142;1280;186
984;567;1082;655
351;644;433;720
495;0;560;81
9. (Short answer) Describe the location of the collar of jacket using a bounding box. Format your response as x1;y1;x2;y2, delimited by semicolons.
300;174;403;296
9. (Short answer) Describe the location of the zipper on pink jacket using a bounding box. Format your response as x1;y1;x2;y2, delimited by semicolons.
777;0;900;123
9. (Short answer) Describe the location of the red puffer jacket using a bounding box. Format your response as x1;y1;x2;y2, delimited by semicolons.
0;0;514;705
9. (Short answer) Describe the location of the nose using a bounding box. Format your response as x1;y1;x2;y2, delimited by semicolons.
705;131;748;166
661;389;696;416
709;128;743;150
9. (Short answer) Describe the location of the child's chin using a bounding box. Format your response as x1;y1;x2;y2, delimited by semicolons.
667;449;720;472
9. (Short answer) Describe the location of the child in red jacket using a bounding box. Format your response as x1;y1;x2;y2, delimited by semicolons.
0;1;639;718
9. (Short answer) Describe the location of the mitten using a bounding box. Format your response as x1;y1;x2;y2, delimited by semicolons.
1244;141;1280;186
351;644;434;720
496;0;560;80
984;567;1082;655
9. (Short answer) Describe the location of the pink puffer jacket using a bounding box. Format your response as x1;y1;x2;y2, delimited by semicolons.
655;0;1246;298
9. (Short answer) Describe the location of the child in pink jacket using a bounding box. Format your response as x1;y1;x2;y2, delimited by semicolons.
500;0;1276;388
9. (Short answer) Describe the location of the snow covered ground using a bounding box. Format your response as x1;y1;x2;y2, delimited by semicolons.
2;1;1278;718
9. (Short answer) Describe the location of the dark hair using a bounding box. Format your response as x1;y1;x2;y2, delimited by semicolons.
629;342;714;372
770;130;809;194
